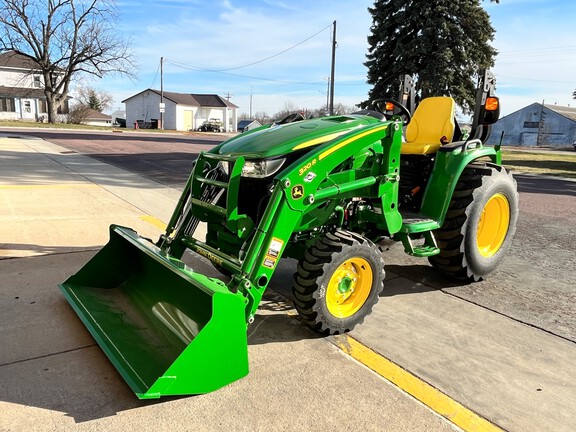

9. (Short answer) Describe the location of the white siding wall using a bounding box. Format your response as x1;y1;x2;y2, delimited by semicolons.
0;67;56;121
125;92;184;130
175;105;198;131
162;99;178;130
0;69;39;88
125;92;160;128
84;119;112;127
0;111;18;120
124;91;238;131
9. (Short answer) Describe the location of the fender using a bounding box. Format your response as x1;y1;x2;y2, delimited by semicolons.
420;139;501;224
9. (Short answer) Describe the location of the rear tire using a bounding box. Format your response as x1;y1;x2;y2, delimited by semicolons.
292;230;385;334
429;164;519;281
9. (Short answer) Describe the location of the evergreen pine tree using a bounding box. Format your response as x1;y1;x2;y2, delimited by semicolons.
364;0;499;113
87;90;103;112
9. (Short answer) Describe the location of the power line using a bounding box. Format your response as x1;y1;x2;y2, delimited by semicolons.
212;23;333;72
160;22;339;86
165;58;326;86
149;61;160;88
168;22;333;74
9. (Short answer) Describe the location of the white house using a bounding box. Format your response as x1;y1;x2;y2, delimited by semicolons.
122;89;239;132
83;108;113;127
0;50;68;121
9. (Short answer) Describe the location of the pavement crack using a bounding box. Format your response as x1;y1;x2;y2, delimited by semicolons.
0;344;97;367
442;289;576;346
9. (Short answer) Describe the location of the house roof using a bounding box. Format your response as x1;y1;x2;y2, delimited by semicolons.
496;102;576;124
0;85;71;100
0;51;41;70
84;108;111;121
238;119;261;128
0;85;46;98
122;89;239;108
545;104;576;122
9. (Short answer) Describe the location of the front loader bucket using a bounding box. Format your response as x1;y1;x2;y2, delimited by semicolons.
59;225;249;399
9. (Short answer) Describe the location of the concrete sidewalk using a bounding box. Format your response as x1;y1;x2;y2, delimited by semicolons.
0;136;459;432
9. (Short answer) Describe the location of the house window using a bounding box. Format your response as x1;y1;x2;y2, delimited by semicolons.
24;101;31;113
57;99;69;114
0;97;16;112
523;121;539;129
34;75;42;88
39;99;47;113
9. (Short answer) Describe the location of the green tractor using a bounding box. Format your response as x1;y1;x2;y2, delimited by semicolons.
60;70;518;399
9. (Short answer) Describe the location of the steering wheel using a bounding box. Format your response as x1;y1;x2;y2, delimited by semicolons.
371;98;412;126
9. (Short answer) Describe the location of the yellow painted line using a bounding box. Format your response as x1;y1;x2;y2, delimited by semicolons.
139;215;167;231
319;124;388;160
291;131;350;151
0;183;98;189
334;334;503;432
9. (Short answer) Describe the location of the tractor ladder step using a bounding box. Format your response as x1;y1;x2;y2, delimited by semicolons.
396;213;441;257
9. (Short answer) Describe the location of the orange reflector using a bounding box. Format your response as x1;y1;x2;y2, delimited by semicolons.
385;102;395;111
485;97;499;111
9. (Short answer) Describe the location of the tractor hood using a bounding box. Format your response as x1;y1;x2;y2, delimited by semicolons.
217;115;381;159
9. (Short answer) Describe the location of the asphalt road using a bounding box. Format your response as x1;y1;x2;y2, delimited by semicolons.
4;127;576;344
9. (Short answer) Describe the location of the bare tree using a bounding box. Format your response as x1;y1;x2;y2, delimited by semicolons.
0;0;135;123
67;102;92;124
274;101;301;121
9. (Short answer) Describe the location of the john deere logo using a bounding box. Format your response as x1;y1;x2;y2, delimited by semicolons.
291;185;304;200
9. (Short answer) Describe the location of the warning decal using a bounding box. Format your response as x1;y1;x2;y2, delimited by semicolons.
263;237;284;268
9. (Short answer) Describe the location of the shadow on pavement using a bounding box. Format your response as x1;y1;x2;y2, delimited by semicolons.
1;129;222;147
514;173;576;196
0;243;99;258
89;152;197;188
0;149;184;190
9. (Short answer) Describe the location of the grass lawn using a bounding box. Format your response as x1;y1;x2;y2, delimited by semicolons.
501;149;576;179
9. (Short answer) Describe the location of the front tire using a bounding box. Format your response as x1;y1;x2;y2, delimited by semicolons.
292;230;385;334
429;164;519;281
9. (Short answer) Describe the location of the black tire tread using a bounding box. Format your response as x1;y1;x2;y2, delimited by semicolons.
292;229;385;334
428;164;518;281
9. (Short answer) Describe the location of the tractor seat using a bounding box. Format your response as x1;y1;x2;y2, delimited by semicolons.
401;96;456;155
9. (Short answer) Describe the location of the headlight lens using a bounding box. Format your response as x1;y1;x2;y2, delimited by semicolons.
242;158;285;178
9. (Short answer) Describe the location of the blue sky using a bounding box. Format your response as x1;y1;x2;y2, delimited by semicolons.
91;0;576;118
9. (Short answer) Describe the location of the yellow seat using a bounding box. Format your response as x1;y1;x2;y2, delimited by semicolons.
401;96;456;155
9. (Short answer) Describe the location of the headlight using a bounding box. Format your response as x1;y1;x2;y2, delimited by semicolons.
241;158;286;178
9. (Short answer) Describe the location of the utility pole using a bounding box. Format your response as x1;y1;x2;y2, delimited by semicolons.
329;20;336;116
250;87;253;119
326;77;330;112
160;57;164;130
536;99;546;147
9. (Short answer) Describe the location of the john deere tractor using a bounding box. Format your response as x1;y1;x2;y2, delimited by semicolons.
60;70;518;399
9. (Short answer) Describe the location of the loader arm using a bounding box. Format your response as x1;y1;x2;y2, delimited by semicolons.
159;120;403;322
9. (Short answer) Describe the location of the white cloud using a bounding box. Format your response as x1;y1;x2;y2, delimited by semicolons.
97;1;576;117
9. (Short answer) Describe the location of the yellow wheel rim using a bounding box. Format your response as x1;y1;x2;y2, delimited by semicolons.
477;193;510;257
326;257;373;318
